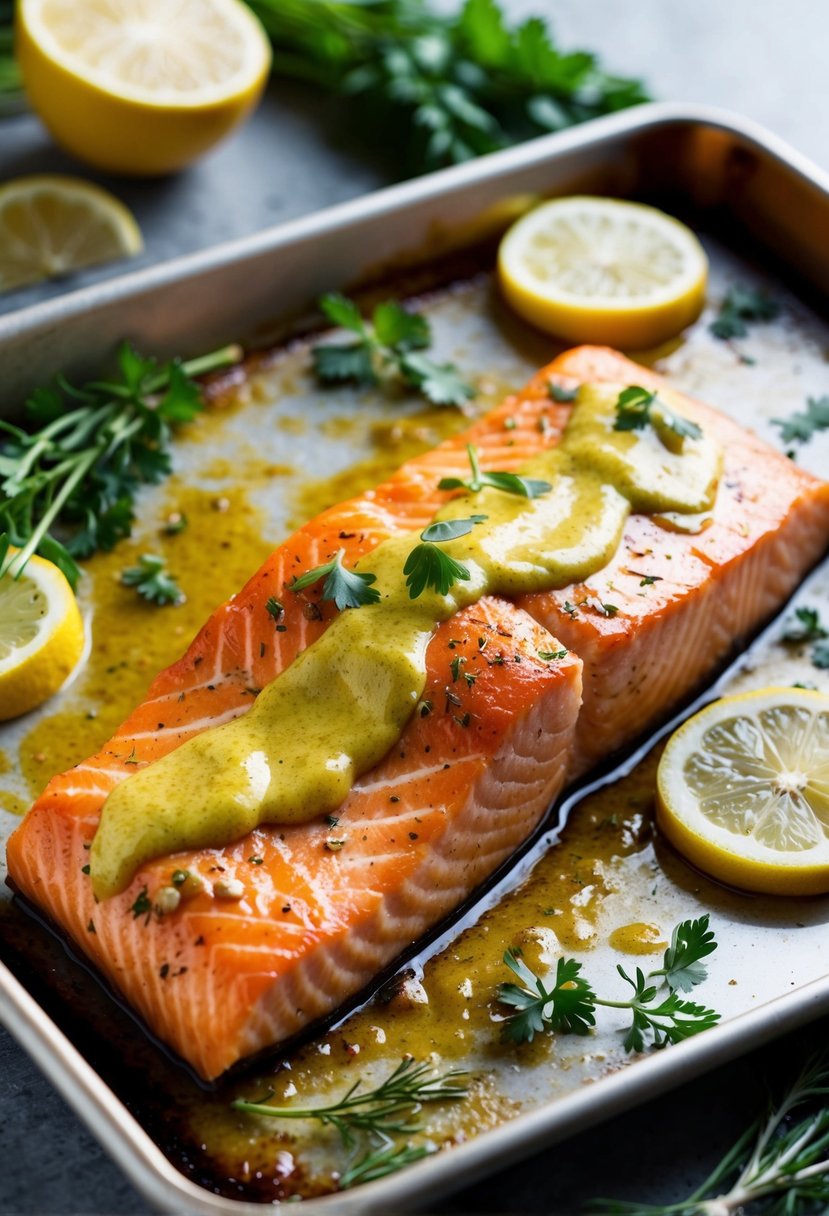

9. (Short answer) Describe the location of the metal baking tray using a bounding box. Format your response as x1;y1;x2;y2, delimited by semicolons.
2;103;829;1214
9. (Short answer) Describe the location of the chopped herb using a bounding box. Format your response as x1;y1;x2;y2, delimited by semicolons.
772;395;829;446
121;554;184;606
783;606;827;643
638;574;662;587
498;914;719;1050
463;671;477;686
709;284;779;341
477;635;488;651
266;596;284;621
548;382;579;403
290;548;379;611
171;869;189;887
162;512;188;536
598;602;619;618
312;293;475;408
418;699;433;717
438;443;551;499
503;417;517;431
562;600;578;617
249;855;264;865
0;341;239;584
538;649;568;661
450;655;465;682
130;886;152;922
614;386;702;450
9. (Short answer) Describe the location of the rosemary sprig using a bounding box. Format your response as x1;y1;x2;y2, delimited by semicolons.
589;1050;829;1215
0;341;240;586
498;915;720;1049
234;1057;468;1189
439;443;551;499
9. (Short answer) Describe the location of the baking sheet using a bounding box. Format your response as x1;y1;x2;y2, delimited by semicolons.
1;105;829;1213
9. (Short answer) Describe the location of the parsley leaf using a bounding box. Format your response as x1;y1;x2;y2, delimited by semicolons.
404;544;471;599
783;606;828;644
438;443;551;499
498;950;596;1043
614;385;702;450
497;917;720;1052
772;395;829;446
120;554;184;606
290;548;380;611
312;293;475;408
421;515;487;542
710;284;779;341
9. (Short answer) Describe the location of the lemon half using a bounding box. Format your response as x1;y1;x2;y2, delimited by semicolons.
498;197;708;348
17;0;272;175
657;688;829;896
0;553;85;721
0;175;142;293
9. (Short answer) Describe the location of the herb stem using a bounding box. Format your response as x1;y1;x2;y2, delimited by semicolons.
3;445;98;578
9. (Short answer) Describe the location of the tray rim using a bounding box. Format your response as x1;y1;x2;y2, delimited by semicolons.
2;100;829;1214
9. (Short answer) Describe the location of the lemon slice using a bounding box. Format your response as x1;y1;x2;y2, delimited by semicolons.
0;175;143;293
497;197;708;348
657;688;829;895
17;0;271;175
0;553;85;721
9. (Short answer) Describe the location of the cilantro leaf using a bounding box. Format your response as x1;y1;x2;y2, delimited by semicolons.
783;606;828;644
403;543;470;598
438;443;551;499
290;548;380;611
614;386;702;449
312;340;376;386
372;301;430;351
120;554;185;606
710;285;779;341
319;292;367;335
398;352;476;408
772;396;829;446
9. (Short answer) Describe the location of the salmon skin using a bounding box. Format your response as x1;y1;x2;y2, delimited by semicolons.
7;347;829;1079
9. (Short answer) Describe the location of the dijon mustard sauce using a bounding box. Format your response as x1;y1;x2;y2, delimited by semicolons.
90;383;720;897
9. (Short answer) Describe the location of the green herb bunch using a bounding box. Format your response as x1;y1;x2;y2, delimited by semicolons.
245;0;649;174
0;343;237;586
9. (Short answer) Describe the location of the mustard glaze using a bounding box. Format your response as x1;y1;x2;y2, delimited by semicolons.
90;382;721;898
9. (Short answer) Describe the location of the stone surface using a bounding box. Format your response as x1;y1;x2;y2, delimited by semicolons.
1;1;828;1212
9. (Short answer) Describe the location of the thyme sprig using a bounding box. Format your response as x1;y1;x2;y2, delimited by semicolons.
234;1057;468;1189
439;443;551;499
0;341;239;585
590;1050;829;1216
498;915;720;1049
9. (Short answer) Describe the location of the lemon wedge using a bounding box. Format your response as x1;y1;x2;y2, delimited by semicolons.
657;688;829;896
17;0;271;175
0;175;142;293
0;553;85;721
497;197;708;348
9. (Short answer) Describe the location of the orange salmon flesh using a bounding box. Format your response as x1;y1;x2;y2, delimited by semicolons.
7;347;829;1079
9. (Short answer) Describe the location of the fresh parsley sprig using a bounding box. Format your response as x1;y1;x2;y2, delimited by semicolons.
403;515;486;599
772;396;829;446
614;386;702;451
590;1050;829;1216
0;341;239;586
290;548;380;611
439;443;551;499
243;0;648;176
120;554;184;606
312;293;475;408
234;1057;468;1190
498;915;720;1050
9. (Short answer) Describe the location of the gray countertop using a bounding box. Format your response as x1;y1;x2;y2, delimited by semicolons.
1;1;828;1212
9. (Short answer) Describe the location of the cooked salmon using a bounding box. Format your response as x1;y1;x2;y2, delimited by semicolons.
7;346;828;1078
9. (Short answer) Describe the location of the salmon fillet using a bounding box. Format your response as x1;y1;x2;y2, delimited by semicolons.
7;345;828;1078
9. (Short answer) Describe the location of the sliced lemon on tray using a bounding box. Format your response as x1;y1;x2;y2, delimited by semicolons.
0;175;142;293
498;196;708;348
17;0;272;175
657;688;829;896
0;553;85;722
